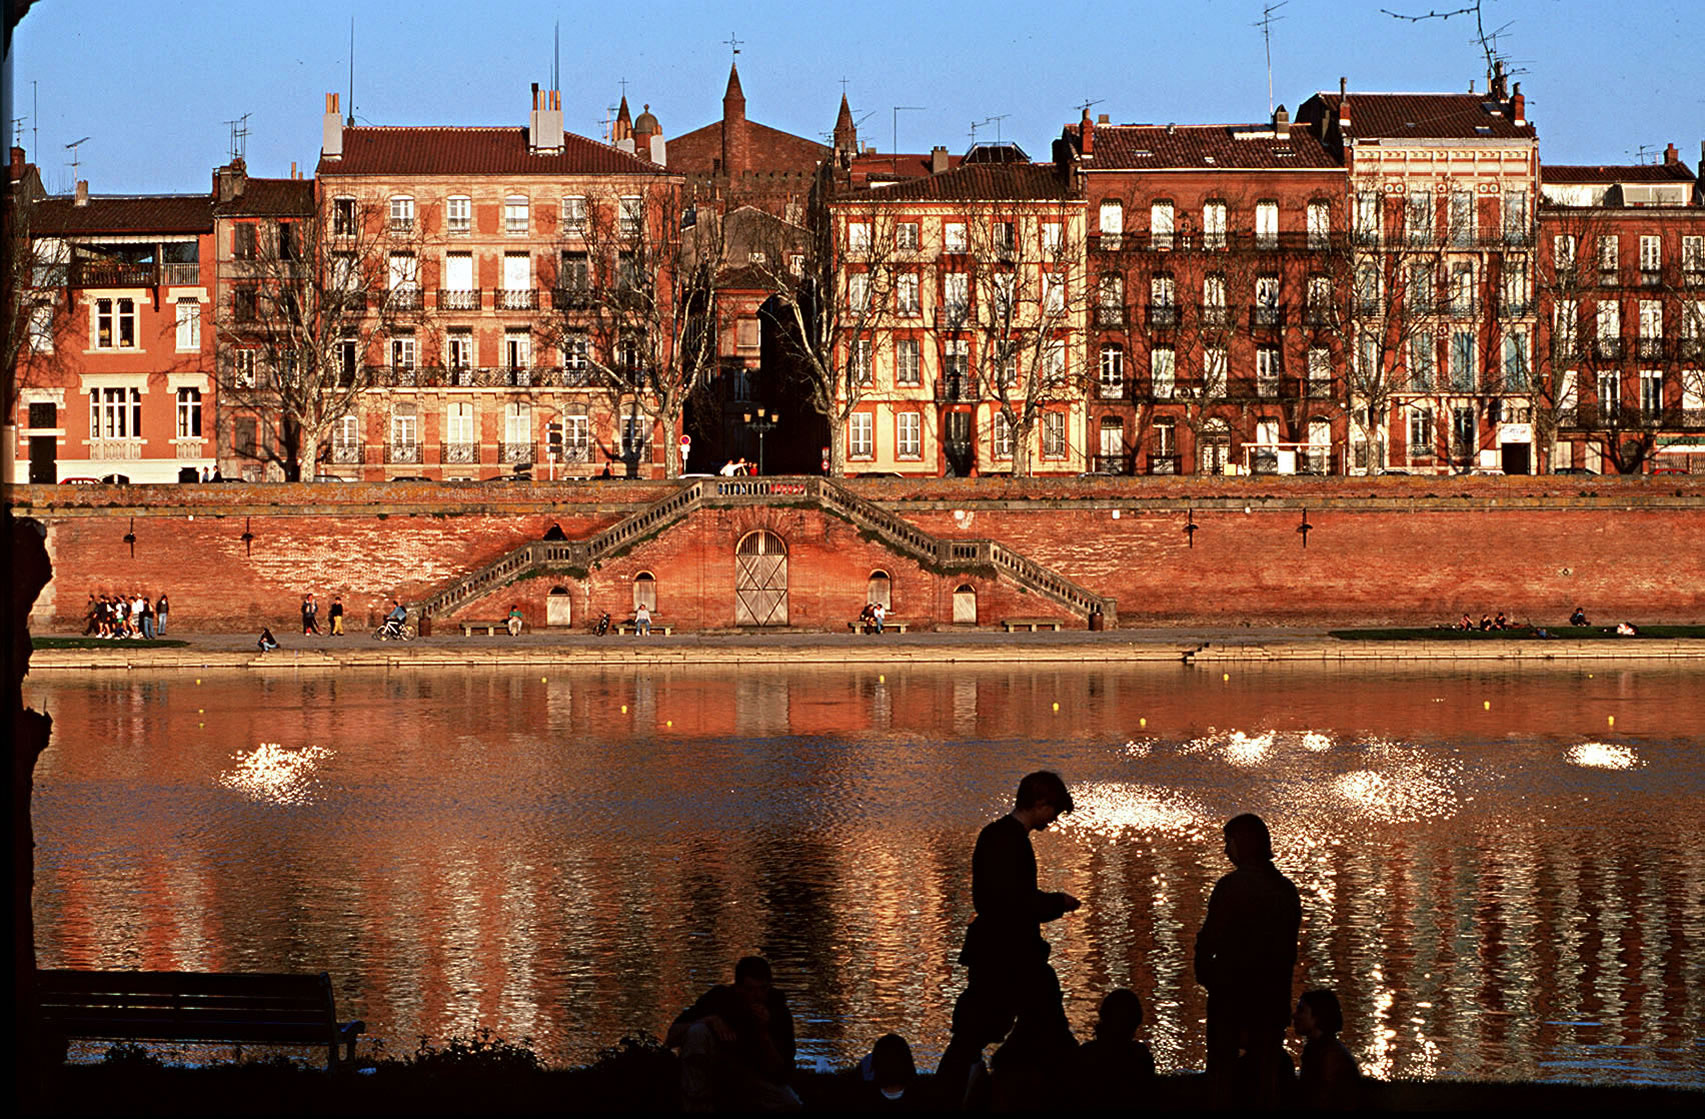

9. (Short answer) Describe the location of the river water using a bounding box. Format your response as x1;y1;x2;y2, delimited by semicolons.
25;662;1705;1086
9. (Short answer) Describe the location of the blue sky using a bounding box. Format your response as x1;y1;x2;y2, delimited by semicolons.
6;0;1702;195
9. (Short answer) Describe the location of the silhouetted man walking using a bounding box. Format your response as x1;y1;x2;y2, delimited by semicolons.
1194;813;1301;1106
936;771;1080;1107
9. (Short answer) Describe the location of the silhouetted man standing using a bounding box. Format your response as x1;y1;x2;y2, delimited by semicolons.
936;770;1080;1107
1194;813;1301;1105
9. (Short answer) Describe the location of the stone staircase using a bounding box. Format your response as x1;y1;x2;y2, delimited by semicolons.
416;477;1116;627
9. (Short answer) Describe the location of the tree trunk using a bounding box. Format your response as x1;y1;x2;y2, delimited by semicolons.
661;413;679;478
826;414;847;476
1012;417;1035;477
298;433;319;483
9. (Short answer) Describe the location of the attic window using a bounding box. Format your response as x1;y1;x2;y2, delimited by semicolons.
1274;147;1294;157
1131;149;1152;158
1203;155;1216;164
1474;126;1492;136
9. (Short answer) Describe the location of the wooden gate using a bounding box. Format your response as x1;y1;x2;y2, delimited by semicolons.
734;531;789;626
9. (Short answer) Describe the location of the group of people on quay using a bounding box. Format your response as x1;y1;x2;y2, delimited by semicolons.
667;772;1360;1111
81;591;169;639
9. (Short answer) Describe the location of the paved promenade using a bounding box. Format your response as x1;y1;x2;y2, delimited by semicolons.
26;627;1705;670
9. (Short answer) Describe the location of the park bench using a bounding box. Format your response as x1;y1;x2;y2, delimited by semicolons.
36;969;364;1070
614;621;673;636
846;618;913;634
1001;617;1065;632
459;619;526;636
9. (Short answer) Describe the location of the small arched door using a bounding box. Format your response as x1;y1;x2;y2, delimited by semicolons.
735;531;789;626
952;583;978;625
546;586;573;627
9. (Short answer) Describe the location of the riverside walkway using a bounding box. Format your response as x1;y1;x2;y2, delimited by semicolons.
27;627;1705;670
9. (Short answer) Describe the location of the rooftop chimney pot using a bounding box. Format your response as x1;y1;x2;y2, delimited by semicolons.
9;146;24;181
1663;142;1679;166
74;180;89;206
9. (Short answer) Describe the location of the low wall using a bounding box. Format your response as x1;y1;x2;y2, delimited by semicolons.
9;476;1705;632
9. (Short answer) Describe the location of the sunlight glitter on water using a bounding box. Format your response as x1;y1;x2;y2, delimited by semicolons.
216;743;334;806
1565;742;1642;770
1058;781;1207;838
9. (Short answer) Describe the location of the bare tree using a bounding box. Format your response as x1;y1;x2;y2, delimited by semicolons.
3;170;72;470
744;186;902;476
544;184;713;479
214;192;402;481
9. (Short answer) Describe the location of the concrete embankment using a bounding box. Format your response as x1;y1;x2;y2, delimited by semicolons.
25;630;1705;671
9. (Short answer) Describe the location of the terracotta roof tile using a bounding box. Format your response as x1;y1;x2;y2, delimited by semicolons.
1542;163;1697;184
849;152;966;186
1074;122;1339;170
32;194;213;235
853;163;1074;203
669;119;829;176
1314;92;1535;140
319;127;668;177
213;178;315;217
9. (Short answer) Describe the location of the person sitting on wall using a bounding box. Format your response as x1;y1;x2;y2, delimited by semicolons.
872;601;887;635
857;602;876;634
1479;614;1494;632
1494;611;1508;630
1570;606;1589;627
634;602;652;636
1291;988;1362;1110
257;626;278;652
1457;613;1473;631
506;603;525;637
1073;988;1155;1109
666;956;800;1112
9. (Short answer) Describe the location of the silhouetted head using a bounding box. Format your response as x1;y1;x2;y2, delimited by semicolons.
733;955;773;1007
1223;813;1273;865
1294;988;1343;1039
1015;771;1074;830
867;1033;916;1093
1094;988;1144;1042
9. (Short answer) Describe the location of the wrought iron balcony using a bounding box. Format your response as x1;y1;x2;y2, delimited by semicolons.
385;287;423;312
1146;455;1180;475
385;442;423;465
330;443;363;464
1249;304;1286;329
438;289;481;311
1091;453;1132;475
500;442;534;465
1198;304;1234;330
552;286;594;310
935;374;978;403
495;288;539;311
1096;381;1125;400
1147;304;1179;329
440;442;480;464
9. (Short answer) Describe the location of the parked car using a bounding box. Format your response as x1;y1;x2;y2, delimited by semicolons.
60;476;101;485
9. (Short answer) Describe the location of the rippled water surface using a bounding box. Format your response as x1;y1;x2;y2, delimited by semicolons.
26;663;1705;1085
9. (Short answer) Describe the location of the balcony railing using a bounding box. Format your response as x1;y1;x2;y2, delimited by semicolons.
548;443;593;464
1637;337;1665;359
386;442;423;465
935;374;977;403
88;438;143;460
496;288;539;311
161;262;201;285
1090;231;1342;254
500;442;534;465
371;365;594;389
440;442;479;464
1091;453;1132;475
385;287;423;312
1147;304;1179;328
1639;268;1662;287
1146;455;1180;475
438;289;481;311
552;286;593;310
1500;299;1533;318
1096;305;1125;327
330;443;363;464
1199;304;1233;330
68;261;203;288
1250;304;1286;329
1596;338;1622;359
1097;381;1125;400
1447;298;1478;319
174;438;206;459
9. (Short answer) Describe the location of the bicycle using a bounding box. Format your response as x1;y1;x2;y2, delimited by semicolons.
373;621;417;641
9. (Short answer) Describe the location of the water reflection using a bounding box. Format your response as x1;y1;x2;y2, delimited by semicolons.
25;663;1705;1086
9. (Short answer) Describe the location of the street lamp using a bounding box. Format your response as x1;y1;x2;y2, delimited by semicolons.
743;407;778;475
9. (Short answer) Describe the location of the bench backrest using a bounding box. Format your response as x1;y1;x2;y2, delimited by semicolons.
38;970;339;1047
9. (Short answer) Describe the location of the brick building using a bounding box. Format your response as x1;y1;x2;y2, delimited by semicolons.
312;87;687;480
1537;144;1705;474
8;153;218;485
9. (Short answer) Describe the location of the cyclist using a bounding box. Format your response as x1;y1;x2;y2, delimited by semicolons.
380;599;409;639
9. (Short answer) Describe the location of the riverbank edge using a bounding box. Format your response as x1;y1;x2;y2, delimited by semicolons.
24;633;1705;671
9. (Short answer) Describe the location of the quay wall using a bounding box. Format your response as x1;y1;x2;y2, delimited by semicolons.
9;476;1705;632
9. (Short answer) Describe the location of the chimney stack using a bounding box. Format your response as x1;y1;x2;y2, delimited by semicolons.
529;84;565;154
1273;104;1290;131
1512;82;1525;128
1663;142;1679;166
74;180;89;206
9;146;24;181
930;145;949;174
1080;107;1094;158
322;93;344;159
1338;78;1351;133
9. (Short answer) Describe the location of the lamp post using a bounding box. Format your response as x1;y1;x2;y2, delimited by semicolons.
743;407;778;475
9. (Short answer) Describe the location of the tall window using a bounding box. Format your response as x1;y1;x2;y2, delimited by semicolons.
446;195;471;234
897;412;921;459
850;339;872;384
991;411;1014;458
391;403;419;448
1598;301;1621;356
504;402;531;445
27;302;53;353
942;272;969;316
502;253;531;307
896;272;921;315
505;330;531;370
1150;201;1174;250
1503;333;1530;391
850;411;874;458
1503;190;1529;244
1042;411;1066;458
848;272;870;310
1098;274;1124;325
447;401;475;445
943;222;967;252
232;223;257;260
444;252;475;308
1099;344;1124;397
895;338;921;386
1683;236;1705;281
1203;200;1227;250
1597;370;1620;414
175;298;201;351
1307;201;1330;250
1554;234;1577;275
1257;347;1281;395
618;196;643;238
944;338;969;380
1203;273;1227;325
1449;189;1476;246
1640;369;1664;415
1502;259;1530;315
1098;200;1123;248
447;329;474;370
993;221;1016;252
175;387;202;438
565;413;589;460
1638;299;1663;356
1449;330;1476;389
391;332;417;370
1410;331;1436;390
1307;347;1332;396
559;250;590;295
1449;263;1475;316
1203;346;1227;398
1150;346;1175;399
1255;275;1280;324
94;297;137;348
1451;406;1475;458
504;194;529;236
389;252;419;305
1639;236;1662;282
89;387;141;439
389;195;415;232
896;222;921;250
1041;222;1062;253
333;197;358;236
1406;191;1434;245
848;222;872;250
561;196;587;236
1599;235;1619;279
1355;190;1381;245
1255;201;1279;249
1306;274;1332;323
1408;406;1434;460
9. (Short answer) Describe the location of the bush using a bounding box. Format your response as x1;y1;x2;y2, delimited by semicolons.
402;1028;543;1076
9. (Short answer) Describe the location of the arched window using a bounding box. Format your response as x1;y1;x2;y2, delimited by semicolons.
633;572;657;612
867;571;892;610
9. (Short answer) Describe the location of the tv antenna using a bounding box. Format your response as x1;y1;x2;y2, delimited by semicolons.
1254;1;1288;117
977;114;1010;145
224;113;251;162
1632;143;1659;164
1076;97;1104;117
347;18;356;125
65;136;91;179
553;21;560;91
892;105;924;172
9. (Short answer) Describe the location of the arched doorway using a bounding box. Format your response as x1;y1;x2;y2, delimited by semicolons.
952;583;978;624
546;586;573;627
734;531;789;626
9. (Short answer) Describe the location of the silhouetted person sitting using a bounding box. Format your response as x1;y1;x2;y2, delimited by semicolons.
936;770;1080;1109
1292;989;1362;1110
1570;606;1589;627
852;1032;922;1111
988;966;1078;1112
1072;988;1155;1109
1194;813;1301;1108
666;955;800;1112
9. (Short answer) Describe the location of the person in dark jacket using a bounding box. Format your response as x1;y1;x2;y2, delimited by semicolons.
1194;813;1301;1107
1292;988;1362;1110
935;770;1080;1108
666;955;799;1112
1073;988;1155;1108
